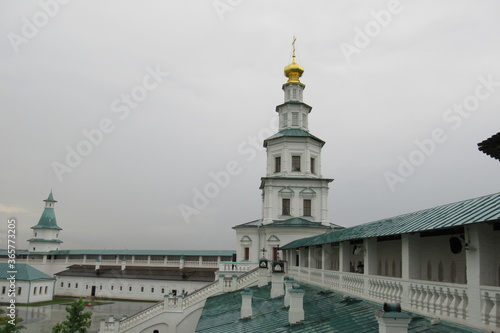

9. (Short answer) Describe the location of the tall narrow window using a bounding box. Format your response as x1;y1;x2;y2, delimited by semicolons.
292;89;297;99
244;247;250;260
310;158;315;174
17;287;21;296
292;156;301;171
282;199;291;215
292;112;299;126
275;156;281;173
303;199;311;216
283;113;288;127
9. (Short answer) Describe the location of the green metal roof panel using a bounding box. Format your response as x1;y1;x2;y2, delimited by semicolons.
26;238;63;243
44;249;235;256
233;219;262;228
264;129;325;145
0;263;54;281
31;207;62;230
233;218;343;229
45;191;56;202
195;283;479;332
282;192;500;249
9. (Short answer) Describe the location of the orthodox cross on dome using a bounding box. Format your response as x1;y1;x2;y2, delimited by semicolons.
284;36;304;84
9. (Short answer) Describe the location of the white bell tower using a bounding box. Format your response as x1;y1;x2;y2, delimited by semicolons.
233;39;340;263
261;39;333;225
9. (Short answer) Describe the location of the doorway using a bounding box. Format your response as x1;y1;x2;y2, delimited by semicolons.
91;286;96;297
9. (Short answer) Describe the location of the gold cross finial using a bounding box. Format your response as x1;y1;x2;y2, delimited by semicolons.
292;35;297;61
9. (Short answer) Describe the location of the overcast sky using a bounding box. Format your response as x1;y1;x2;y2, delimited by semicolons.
1;1;499;251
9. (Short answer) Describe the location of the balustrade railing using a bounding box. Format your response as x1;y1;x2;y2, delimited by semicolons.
408;281;468;320
219;261;258;272
100;267;259;332
287;266;478;329
480;286;500;330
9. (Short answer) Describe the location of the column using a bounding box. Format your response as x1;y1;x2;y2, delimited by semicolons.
401;234;420;280
339;241;350;273
466;223;496;324
364;238;377;275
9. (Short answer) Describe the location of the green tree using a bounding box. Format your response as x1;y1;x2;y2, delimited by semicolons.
52;298;92;333
0;321;26;333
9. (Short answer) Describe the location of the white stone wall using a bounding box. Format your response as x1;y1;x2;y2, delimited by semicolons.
0;280;54;304
235;225;333;263
265;140;323;177
419;234;466;284
261;178;331;224
55;275;212;301
375;239;402;278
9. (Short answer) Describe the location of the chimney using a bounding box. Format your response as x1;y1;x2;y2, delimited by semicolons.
258;257;269;287
240;288;253;319
375;303;411;333
284;278;296;307
270;261;285;298
288;285;305;325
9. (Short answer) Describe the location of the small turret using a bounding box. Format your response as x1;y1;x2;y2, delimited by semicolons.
28;191;63;252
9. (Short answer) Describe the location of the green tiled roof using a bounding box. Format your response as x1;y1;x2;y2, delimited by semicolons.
0;249;235;256
282;192;500;249
45;191;56;202
45;249;236;256
32;193;62;230
264;129;325;147
26;238;63;243
195;283;479;332
233;218;343;229
0;263;54;281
